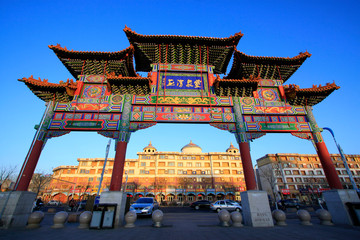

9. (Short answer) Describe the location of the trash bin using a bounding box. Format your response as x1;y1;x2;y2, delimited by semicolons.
90;204;117;229
345;202;360;226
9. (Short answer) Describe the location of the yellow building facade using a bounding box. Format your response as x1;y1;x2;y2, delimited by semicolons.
256;153;360;204
45;141;246;203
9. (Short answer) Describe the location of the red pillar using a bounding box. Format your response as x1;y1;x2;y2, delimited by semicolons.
238;142;257;190
109;141;128;191
315;141;343;189
15;139;44;191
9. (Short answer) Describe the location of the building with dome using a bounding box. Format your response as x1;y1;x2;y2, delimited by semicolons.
45;141;245;203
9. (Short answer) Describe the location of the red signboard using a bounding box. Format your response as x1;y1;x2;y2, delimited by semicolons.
281;189;290;195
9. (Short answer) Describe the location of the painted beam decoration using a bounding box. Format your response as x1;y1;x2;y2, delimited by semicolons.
34;64;315;139
43;65;312;138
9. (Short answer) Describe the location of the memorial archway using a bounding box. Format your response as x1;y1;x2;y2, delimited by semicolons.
16;26;342;200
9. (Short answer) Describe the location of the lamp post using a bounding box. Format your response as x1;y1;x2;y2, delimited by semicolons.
97;139;111;195
322;127;359;192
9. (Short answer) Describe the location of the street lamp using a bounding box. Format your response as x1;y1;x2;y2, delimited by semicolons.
322;127;359;192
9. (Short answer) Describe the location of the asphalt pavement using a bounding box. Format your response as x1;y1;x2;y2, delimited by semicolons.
1;207;360;240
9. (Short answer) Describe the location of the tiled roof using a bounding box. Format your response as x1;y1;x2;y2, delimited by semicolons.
18;76;77;102
123;26;242;74
49;44;137;78
213;75;259;97
284;82;340;106
225;50;311;82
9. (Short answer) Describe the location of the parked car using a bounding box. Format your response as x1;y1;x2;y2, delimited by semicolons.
47;200;61;206
190;200;211;210
278;198;301;209
129;197;159;216
210;200;242;212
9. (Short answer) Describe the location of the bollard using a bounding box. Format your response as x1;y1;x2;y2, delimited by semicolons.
230;211;243;227
51;211;68;228
218;209;231;227
26;211;44;229
316;209;333;226
297;210;312;225
78;211;92;229
124;210;137;228
152;209;164;228
272;209;287;226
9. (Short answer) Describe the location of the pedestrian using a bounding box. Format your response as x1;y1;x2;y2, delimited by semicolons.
69;198;76;211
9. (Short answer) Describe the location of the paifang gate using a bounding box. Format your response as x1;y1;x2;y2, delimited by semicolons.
16;26;342;193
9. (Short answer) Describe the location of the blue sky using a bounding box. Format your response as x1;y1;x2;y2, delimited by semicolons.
1;1;359;175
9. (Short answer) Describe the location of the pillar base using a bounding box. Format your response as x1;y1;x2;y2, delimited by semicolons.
99;191;127;228
323;189;360;225
240;190;274;227
0;191;36;229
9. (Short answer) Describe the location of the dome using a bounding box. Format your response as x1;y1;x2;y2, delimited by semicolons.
181;140;202;154
143;141;157;153
226;142;239;153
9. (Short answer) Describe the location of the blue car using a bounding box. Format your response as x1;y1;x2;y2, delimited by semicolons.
129;197;159;216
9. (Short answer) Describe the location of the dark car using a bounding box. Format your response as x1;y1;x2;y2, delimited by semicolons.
190;200;211;210
278;198;301;209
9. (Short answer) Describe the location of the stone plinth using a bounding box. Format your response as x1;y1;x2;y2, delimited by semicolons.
0;191;36;229
99;191;126;228
323;189;360;225
240;190;274;227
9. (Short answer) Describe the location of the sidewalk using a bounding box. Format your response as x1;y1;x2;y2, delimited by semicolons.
1;211;360;240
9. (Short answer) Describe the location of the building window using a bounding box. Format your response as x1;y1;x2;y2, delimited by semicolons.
178;162;183;167
128;170;134;174
214;170;220;174
88;177;94;182
307;164;312;168
196;163;201;167
316;170;323;175
295;178;302;182
168;169;175;174
178;170;183;174
140;162;146;167
168;162;175;167
284;170;291;175
81;162;87;166
186;162;192;167
140;170;147;174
